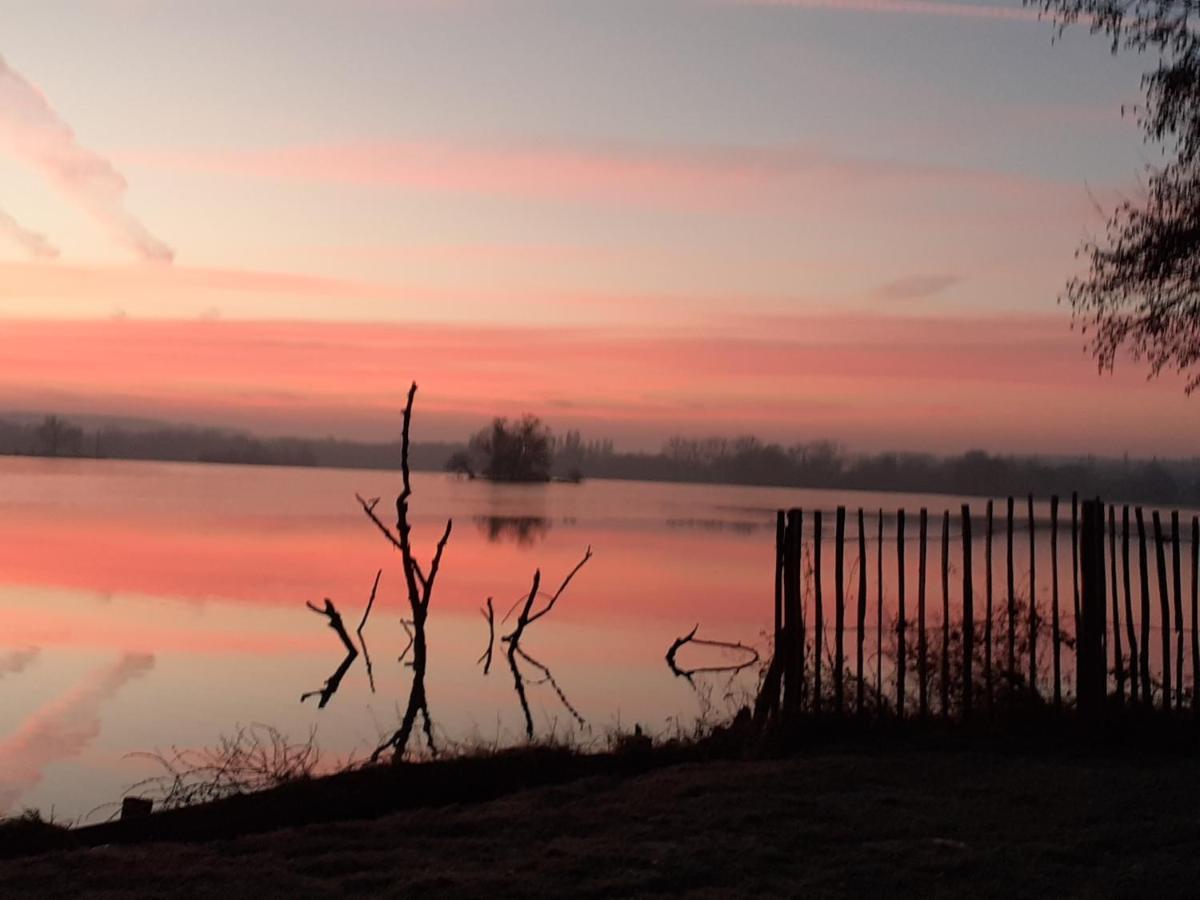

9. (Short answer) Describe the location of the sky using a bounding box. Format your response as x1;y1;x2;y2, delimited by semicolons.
0;0;1193;456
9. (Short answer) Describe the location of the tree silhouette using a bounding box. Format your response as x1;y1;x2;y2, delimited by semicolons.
1031;0;1200;389
468;415;553;482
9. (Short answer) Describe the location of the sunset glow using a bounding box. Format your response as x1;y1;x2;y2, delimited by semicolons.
0;1;1186;454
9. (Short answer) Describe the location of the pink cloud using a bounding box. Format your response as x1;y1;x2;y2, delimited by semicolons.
117;139;1075;211
0;315;1192;455
0;54;172;262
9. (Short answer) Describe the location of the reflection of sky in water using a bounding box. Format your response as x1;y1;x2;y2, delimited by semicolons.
0;457;1191;819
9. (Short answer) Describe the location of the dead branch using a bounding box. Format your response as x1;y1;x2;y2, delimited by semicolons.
306;598;359;658
665;624;760;678
502;546;592;647
477;597;495;674
355;383;450;761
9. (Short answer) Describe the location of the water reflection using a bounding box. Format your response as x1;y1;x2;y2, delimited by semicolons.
474;515;552;546
0;653;154;815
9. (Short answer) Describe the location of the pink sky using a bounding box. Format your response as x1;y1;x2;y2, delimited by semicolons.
0;1;1191;456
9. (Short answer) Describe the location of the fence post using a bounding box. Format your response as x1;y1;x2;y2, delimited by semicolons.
1078;498;1108;721
782;508;801;716
961;504;974;720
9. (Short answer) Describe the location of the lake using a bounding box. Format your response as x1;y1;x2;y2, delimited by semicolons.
0;457;1189;821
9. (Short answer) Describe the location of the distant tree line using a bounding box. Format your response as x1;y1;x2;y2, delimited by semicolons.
3;413;1199;506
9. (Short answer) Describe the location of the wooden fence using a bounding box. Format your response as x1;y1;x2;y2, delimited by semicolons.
770;495;1200;720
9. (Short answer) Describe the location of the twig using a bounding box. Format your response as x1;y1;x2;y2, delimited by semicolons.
477;597;495;674
502;547;593;647
357;570;383;635
357;570;382;693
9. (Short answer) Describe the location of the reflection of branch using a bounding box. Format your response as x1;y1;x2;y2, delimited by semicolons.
300;650;358;708
357;570;382;693
514;646;587;731
666;624;760;678
478;597;495;674
507;645;534;739
398;620;414;665
306;598;358;657
502;547;593;647
302;598;360;708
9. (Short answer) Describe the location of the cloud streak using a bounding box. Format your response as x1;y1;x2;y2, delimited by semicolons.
0;206;58;259
0;54;172;262
0;653;154;814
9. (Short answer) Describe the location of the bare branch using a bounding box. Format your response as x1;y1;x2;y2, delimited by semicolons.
527;546;593;626
357;570;382;694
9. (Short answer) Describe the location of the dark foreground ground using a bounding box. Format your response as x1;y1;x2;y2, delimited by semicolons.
2;743;1198;898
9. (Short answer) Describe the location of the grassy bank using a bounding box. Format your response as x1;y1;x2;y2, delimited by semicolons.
1;736;1198;897
2;719;1200;896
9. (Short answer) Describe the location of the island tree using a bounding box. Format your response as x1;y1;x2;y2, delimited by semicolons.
468;415;553;482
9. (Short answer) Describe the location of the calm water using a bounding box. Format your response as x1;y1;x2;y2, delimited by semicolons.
0;457;1191;820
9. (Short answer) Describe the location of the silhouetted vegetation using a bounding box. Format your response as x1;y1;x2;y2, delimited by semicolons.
1031;0;1200;390
467;415;554;482
6;413;1200;505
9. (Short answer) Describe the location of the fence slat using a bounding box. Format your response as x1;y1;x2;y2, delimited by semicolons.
856;508;867;716
1072;492;1081;635
1007;496;1016;686
775;510;784;652
961;504;974;720
1136;507;1152;706
834;506;846;715
918;508;929;719
813;509;824;714
1028;495;1037;701
1078;499;1108;720
876;509;883;711
1122;506;1138;704
782;509;801;716
1172;511;1184;712
1153;511;1172;711
1050;495;1062;709
986;499;994;715
1110;505;1124;705
941;509;951;718
897;508;906;718
1192;515;1199;719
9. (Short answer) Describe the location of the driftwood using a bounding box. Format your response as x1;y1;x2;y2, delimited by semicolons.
666;625;760;680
